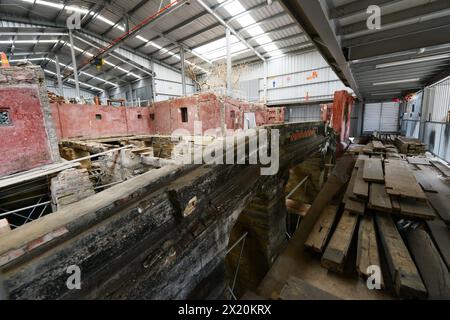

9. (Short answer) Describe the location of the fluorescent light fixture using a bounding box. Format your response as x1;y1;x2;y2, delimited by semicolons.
373;79;420;86
376;54;450;68
0;40;60;44
18;0;209;71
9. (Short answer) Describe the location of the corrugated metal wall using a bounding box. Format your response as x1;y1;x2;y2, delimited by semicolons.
400;77;450;162
45;78;96;100
153;62;195;102
426;77;450;122
237;51;352;104
363;102;400;133
286;104;321;122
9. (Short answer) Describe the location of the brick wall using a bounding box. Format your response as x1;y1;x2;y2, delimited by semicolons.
0;65;60;177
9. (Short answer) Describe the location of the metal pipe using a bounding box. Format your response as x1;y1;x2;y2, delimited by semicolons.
286;176;309;199
226;231;248;254
54;55;64;97
226;28;232;97
196;0;266;61
68;29;80;98
263;60;268;103
0;201;51;218
180;46;186;96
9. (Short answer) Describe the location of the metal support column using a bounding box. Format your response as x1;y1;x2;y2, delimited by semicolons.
180;46;186;96
68;29;80;99
151;59;157;102
54;55;64;97
226;28;232;97
263;60;268;103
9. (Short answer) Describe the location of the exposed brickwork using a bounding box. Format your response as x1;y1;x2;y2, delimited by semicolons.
0;65;60;176
50;168;95;210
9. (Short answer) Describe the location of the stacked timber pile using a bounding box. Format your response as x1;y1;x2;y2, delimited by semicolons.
47;90;65;103
395;136;427;155
303;140;450;299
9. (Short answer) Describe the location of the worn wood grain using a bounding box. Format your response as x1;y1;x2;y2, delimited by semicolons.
406;228;450;299
353;162;369;199
363;159;384;183
407;157;430;166
426;193;450;223
431;161;450;177
321;211;359;273
356;215;383;287
369;183;392;212
304;205;339;253
345;198;365;215
426;219;450;271
384;160;427;200
375;214;427;298
398;198;435;220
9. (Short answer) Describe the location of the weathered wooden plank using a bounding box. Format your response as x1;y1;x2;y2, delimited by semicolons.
279;276;340;300
375;214;427;298
321;211;359;273
398;198;435;220
391;197;401;213
344;168;358;203
296;155;356;247
414;171;438;193
353;162;369;199
305;205;339;253
363;159;384;183
345;198;365;215
372;141;385;151
407;157;430;166
369;183;392;212
431;161;450;177
426;219;450;271
406;228;450;299
357;215;384;287
384;160;427;200
426;193;450;224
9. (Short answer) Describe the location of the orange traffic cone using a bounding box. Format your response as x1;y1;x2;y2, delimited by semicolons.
0;52;10;67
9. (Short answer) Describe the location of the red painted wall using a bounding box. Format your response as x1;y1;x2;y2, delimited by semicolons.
0;86;53;176
51;103;152;139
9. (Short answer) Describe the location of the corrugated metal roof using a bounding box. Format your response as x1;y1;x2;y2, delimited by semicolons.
0;0;315;90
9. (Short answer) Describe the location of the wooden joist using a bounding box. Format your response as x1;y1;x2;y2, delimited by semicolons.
356;215;383;287
345;198;365;215
426;219;450;271
384;160;427;200
353;162;369;199
305;205;339;253
363;159;384;183
426;193;450;223
369;183;392;212
407;157;430;166
431;161;450;177
321;211;359;273
343;168;358;203
406;228;450;299
398;198;435;220
375;214;427;298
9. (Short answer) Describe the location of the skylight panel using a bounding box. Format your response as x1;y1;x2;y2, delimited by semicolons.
223;1;246;16
246;25;265;37
236;14;256;28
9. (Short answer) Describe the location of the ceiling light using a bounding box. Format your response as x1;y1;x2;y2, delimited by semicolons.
373;79;420;86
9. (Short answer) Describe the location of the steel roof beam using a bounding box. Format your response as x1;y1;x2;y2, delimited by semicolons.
348;23;450;60
337;1;450;37
280;0;361;99
329;0;396;20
